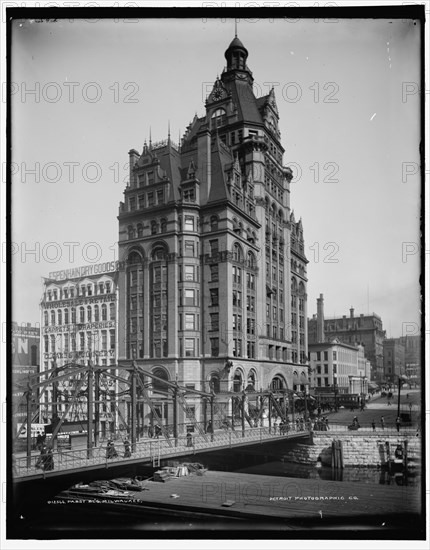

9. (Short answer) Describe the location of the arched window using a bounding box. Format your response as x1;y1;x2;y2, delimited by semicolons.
151;220;158;235
247;251;256;269
137;223;144;238
57;309;62;325
210;215;218;231
209;373;220;394
128;251;143;264
127;225;135;240
246;370;256;391
64;308;69;325
87;306;92;322
110;303;115;320
152;246;167;261
152;367;169;393
233;369;243;393
44;311;48;326
299;281;305;295
50;311;55;325
71;307;76;324
271;374;286;392
94;304;99;322
79;307;85;323
211;108;226;129
233;243;243;262
160;218;167;233
101;304;107;321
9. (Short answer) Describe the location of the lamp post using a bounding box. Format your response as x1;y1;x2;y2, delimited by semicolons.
397;375;405;420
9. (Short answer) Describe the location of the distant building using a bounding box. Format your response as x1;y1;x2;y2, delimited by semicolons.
309;338;370;395
383;338;406;384
308;299;385;382
39;263;120;436
398;335;421;386
12;322;40;432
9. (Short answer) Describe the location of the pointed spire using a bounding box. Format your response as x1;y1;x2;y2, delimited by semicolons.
234;18;237;38
149;126;152;149
167;120;171;145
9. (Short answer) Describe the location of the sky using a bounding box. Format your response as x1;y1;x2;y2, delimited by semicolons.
10;16;422;339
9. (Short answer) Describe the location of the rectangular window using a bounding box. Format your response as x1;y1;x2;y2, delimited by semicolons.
183;188;195;202
272;267;277;282
156;189;164;204
138;194;145;209
184;265;195;281
324;364;328;374
247;318;255;335
280;328;284;340
209;240;219;256
210;288;219;306
185;338;195;357
129;197;136;211
273;306;277;321
232;266;242;284
80;332;85;351
64;334;69;353
210;313;219;331
184;241;195;257
233;338;242;357
316;351;321;361
233;314;242;331
210;338;219;357
247;295;255;312
147;192;154;206
184;216;194;231
233;290;241;308
210;264;219;282
185;313;195;330
247;341;255;358
324;351;328;361
333;351;337;360
185;289;195;306
280;309;284;322
147;171;154;185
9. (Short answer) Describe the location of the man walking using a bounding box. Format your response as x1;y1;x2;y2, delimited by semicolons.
396;416;401;433
380;416;385;430
372;419;376;432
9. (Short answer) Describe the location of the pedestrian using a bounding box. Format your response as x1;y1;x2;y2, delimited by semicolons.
123;439;131;458
273;421;278;434
206;420;212;434
35;445;47;469
324;417;329;430
148;425;153;439
36;431;43;451
44;447;54;471
380;416;385;430
396;416;401;433
372;419;376;432
186;431;193;448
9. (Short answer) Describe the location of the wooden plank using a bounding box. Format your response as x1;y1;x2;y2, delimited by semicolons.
86;470;421;522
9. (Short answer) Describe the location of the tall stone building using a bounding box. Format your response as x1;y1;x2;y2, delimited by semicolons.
383;338;406;384
117;35;308;427
308;302;386;382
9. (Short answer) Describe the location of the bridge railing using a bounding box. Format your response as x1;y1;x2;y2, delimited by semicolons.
12;424;310;479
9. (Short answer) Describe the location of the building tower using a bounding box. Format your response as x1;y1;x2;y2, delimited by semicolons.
117;34;309;427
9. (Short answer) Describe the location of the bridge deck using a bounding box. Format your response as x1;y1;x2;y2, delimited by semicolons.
13;426;309;481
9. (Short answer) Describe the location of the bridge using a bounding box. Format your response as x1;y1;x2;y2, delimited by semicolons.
13;360;309;482
13;426;310;481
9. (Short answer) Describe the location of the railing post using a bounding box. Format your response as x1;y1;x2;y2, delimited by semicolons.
26;384;32;468
131;366;137;452
210;395;214;442
87;364;93;459
173;386;178;447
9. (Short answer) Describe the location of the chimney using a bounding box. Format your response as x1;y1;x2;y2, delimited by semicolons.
350;307;354;318
316;293;325;343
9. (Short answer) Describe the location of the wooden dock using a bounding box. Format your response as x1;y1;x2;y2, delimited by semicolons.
60;470;422;527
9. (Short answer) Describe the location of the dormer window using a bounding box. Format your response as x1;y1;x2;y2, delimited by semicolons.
211;108;226;129
182;187;195;203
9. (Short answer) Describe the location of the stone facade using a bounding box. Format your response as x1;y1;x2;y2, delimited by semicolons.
282;434;421;467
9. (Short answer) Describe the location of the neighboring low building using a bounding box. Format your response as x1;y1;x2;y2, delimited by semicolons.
12;322;40;432
309;338;369;395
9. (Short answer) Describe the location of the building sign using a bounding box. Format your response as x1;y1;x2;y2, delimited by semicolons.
48;261;124;281
43;320;116;334
43;349;115;360
12;325;40;338
42;294;116;309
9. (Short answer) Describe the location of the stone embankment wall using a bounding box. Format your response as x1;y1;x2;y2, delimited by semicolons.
282;433;421;467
